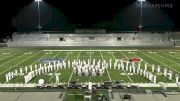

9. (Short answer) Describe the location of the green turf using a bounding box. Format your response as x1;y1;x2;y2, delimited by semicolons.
0;47;180;84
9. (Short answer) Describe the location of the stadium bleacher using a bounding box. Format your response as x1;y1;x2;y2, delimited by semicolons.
170;32;180;47
8;32;173;47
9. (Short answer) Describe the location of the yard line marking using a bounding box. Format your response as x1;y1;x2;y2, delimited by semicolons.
48;51;66;82
169;53;180;59
0;81;9;87
90;50;91;63
160;51;180;61
132;52;175;83
0;49;9;54
0;51;35;68
165;50;180;59
29;53;47;66
21;51;53;69
0;51;22;61
110;51;134;83
67;94;83;95
155;53;180;66
11;51;65;83
0;50;40;75
17;51;49;83
100;51;112;82
68;51;81;86
67;93;108;95
0;50;14;57
166;50;180;54
89;50;93;81
119;51;137;83
2;51;46;84
43;49;138;52
173;52;180;57
139;51;180;74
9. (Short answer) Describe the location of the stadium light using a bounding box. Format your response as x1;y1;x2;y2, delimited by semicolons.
138;0;146;2
35;0;42;33
138;0;146;33
35;0;42;2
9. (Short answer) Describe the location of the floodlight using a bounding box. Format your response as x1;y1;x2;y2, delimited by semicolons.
35;0;42;33
138;0;145;33
35;0;42;2
138;0;146;1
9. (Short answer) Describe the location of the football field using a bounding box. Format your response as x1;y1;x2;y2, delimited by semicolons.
0;47;180;85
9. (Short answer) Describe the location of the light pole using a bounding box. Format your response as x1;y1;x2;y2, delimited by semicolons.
35;0;42;33
138;0;146;33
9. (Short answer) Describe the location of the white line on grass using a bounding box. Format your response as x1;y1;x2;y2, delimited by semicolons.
139;51;180;74
48;51;66;82
0;51;40;75
132;52;175;83
67;51;81;86
157;52;180;65
0;51;22;61
174;52;180;57
100;51;112;82
0;51;42;87
9;50;64;84
90;50;91;63
162;51;180;60
89;50;92;81
110;51;134;83
0;50;13;57
43;49;138;52
2;51;45;84
67;94;83;95
0;50;36;69
119;51;139;83
21;51;47;72
18;51;51;84
0;81;9;87
156;54;180;66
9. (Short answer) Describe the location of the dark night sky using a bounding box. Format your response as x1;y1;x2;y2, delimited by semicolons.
0;0;179;37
